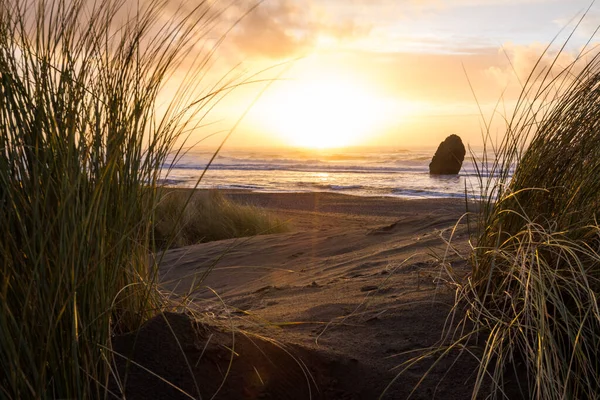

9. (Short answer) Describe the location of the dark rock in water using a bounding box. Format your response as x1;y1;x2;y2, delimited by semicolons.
429;134;466;175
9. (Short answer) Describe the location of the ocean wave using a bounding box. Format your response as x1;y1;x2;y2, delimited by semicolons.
295;182;364;190
167;162;429;174
330;184;363;190
158;178;188;186
390;188;478;199
212;156;325;165
168;162;498;178
170;149;441;166
219;183;262;190
313;183;364;191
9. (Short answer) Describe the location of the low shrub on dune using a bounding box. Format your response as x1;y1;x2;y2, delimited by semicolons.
153;189;288;249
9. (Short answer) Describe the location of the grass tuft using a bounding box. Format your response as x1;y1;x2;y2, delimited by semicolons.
456;24;600;400
153;189;288;249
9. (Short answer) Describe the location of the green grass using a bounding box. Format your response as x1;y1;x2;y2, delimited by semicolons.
153;189;288;249
0;0;246;398
451;23;600;400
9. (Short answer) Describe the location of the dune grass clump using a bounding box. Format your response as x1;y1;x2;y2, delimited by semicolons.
0;0;235;397
459;42;600;399
153;189;288;248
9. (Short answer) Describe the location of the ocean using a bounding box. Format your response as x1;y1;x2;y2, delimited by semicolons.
162;147;491;199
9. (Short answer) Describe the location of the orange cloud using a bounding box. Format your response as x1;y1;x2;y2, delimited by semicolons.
482;41;600;92
227;0;372;59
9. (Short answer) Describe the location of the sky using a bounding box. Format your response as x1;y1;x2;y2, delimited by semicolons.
166;0;600;150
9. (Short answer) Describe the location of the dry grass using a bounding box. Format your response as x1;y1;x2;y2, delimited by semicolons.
455;25;600;400
153;189;288;249
390;18;600;400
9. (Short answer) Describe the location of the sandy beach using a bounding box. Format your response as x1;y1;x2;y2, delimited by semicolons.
109;191;516;399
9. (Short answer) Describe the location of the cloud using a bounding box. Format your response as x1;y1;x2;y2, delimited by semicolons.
553;10;600;39
484;42;584;88
409;0;559;7
225;1;306;59
226;0;372;59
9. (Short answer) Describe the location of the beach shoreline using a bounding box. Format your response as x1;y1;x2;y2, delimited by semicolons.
167;187;472;214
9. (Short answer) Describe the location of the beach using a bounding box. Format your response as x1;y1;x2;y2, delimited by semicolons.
112;190;513;399
6;1;599;398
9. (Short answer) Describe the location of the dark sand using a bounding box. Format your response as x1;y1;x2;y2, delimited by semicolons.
112;191;520;399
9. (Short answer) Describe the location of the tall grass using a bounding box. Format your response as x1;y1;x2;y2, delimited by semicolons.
0;0;243;397
455;28;600;400
153;189;288;249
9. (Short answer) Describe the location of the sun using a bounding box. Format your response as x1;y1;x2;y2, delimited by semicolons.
256;78;386;149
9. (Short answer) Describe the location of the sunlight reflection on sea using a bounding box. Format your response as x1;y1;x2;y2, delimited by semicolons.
161;147;508;199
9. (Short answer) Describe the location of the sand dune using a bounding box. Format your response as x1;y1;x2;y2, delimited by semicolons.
114;192;519;399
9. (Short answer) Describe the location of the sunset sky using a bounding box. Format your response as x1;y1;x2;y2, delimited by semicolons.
178;0;600;150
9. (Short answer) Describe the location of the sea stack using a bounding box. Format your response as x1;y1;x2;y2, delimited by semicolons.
429;134;466;175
